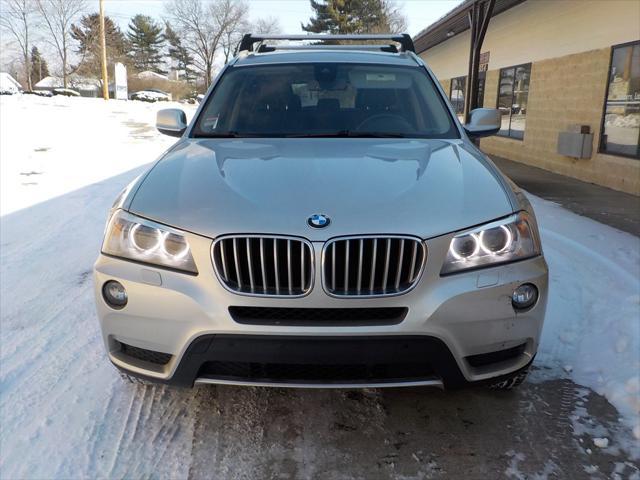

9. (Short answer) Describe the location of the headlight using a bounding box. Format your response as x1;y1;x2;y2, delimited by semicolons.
102;210;198;274
441;212;540;275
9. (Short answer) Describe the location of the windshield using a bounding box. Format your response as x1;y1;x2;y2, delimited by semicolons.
193;63;458;138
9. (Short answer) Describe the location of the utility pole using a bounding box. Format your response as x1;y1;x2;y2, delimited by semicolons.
99;0;109;100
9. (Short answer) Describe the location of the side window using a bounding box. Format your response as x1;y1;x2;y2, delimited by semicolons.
497;63;531;140
600;41;640;158
450;76;466;120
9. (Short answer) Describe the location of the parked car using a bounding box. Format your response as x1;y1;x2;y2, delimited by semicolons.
52;88;80;97
130;89;170;102
24;90;54;97
94;34;548;391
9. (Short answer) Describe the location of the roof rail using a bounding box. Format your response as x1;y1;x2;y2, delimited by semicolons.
256;44;399;53
238;33;415;54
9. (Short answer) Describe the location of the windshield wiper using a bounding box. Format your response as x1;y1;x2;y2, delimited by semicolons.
194;131;269;138
195;131;409;138
194;131;241;138
285;131;407;138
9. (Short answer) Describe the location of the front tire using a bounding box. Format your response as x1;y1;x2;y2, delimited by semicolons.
489;368;529;390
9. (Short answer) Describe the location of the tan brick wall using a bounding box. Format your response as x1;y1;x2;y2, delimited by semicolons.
479;48;640;195
438;78;449;95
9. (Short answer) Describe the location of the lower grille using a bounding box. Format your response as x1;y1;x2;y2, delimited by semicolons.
119;342;172;365
229;306;408;326
199;361;436;383
212;235;313;296
466;343;527;368
324;236;426;297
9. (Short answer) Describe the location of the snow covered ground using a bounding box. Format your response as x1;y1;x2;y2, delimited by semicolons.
0;95;638;478
0;95;196;216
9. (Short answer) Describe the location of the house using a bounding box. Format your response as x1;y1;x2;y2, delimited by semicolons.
34;75;101;98
0;72;22;94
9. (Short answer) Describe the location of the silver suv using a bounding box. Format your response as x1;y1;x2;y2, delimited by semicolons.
94;34;548;390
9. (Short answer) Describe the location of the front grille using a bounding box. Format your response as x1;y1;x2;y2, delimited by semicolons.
119;342;172;365
212;235;314;296
199;361;436;383
323;236;425;296
229;306;408;326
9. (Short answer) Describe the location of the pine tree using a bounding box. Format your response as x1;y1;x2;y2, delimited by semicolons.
302;0;405;35
164;22;196;84
127;15;166;74
30;46;50;84
71;13;128;80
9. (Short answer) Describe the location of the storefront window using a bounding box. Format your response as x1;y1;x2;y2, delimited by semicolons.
601;41;640;159
497;64;531;139
450;76;466;120
449;74;485;122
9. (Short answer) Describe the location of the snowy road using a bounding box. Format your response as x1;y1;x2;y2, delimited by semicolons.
1;96;638;479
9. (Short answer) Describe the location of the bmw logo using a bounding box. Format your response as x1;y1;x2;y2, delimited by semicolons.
308;214;330;228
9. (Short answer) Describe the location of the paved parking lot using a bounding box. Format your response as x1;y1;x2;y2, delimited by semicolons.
186;373;638;479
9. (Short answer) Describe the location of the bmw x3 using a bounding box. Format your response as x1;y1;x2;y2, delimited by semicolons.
94;34;548;390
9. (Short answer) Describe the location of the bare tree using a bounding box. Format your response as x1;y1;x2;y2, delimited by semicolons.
166;0;248;87
253;17;282;36
221;15;281;64
0;0;35;89
381;0;407;33
36;0;86;88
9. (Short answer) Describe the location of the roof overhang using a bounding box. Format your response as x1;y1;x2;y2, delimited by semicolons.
413;0;526;54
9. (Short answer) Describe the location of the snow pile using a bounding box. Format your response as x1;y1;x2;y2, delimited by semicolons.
530;195;640;438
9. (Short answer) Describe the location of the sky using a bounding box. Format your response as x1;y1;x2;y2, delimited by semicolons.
0;0;464;76
103;0;463;37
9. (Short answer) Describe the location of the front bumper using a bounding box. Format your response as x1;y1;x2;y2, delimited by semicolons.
94;230;548;388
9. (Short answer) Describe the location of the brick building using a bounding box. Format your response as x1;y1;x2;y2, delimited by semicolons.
414;0;640;195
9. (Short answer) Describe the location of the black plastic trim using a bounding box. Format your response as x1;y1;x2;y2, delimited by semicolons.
111;334;533;389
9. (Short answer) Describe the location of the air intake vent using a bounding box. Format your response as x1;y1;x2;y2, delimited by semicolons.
212;235;314;296
323;236;425;297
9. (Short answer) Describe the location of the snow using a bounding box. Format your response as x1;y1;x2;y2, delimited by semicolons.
531;194;640;438
0;95;195;216
594;437;610;448
0;95;639;476
0;72;21;94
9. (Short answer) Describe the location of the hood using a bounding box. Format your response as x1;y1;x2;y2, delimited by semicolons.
128;138;514;241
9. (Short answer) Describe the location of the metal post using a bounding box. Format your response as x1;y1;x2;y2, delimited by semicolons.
464;0;495;124
99;0;109;100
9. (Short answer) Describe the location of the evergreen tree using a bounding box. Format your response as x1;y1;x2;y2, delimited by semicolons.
164;22;196;84
30;46;50;84
71;13;128;80
302;0;405;35
127;15;166;74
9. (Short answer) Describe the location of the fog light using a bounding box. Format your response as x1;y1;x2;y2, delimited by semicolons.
103;280;128;308
512;283;538;311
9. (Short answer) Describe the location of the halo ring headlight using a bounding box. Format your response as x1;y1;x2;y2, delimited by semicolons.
129;223;162;253
450;233;480;261
161;232;190;260
479;225;513;255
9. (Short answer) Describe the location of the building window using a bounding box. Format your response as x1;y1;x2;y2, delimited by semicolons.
449;74;485;121
600;41;640;159
450;76;466;119
497;63;531;139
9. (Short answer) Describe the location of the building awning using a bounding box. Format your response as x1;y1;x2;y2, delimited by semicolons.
413;0;525;54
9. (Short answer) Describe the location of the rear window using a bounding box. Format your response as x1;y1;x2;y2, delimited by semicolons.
193;63;458;138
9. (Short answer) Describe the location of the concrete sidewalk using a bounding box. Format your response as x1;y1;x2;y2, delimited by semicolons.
490;156;640;237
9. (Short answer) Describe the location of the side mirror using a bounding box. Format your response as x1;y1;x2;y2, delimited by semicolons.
156;109;187;137
463;108;501;138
